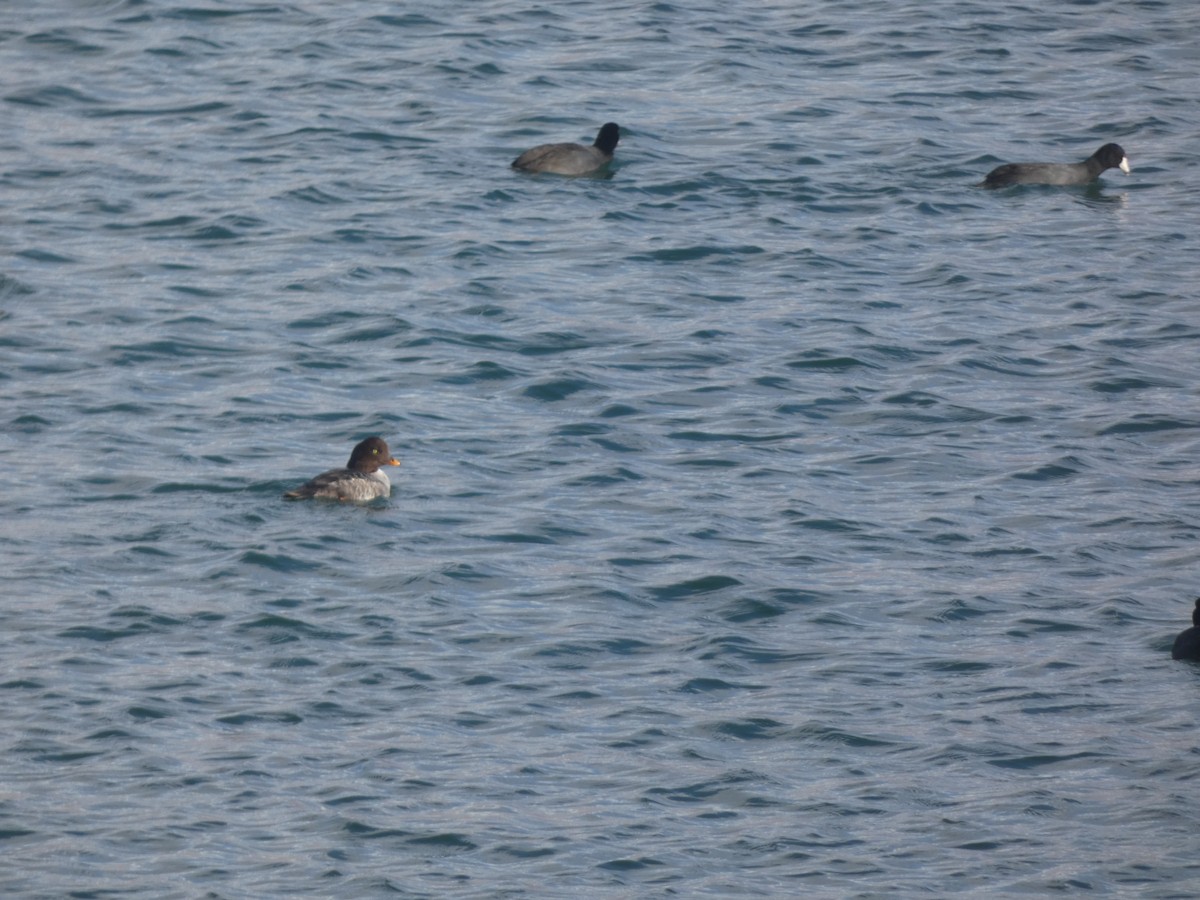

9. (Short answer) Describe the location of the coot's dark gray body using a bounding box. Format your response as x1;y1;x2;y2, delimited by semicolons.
981;142;1130;188
512;123;620;176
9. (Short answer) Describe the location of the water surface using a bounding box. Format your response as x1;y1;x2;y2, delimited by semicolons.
3;1;1200;896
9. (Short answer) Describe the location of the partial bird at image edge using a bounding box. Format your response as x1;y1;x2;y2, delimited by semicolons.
1172;598;1200;660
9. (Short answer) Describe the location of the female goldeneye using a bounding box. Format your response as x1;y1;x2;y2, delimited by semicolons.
512;122;620;176
1172;599;1200;660
284;436;400;502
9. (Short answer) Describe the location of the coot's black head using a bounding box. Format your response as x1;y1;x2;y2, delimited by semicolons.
347;436;400;472
1192;598;1200;627
594;123;621;155
1094;143;1129;173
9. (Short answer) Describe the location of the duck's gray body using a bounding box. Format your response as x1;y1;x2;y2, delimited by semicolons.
284;436;400;502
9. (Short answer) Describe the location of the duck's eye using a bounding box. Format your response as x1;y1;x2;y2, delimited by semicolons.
372;448;378;454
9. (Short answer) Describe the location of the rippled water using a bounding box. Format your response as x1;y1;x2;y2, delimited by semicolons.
4;0;1200;896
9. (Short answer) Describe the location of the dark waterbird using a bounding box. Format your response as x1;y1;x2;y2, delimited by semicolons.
1172;599;1200;660
512;122;621;176
283;436;400;502
980;142;1130;188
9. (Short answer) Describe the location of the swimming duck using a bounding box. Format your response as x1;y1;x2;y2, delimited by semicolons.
284;436;400;502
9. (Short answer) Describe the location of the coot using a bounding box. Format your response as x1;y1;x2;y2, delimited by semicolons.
980;143;1130;188
512;123;621;176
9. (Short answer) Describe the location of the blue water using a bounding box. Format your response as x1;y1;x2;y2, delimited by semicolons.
4;0;1200;896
